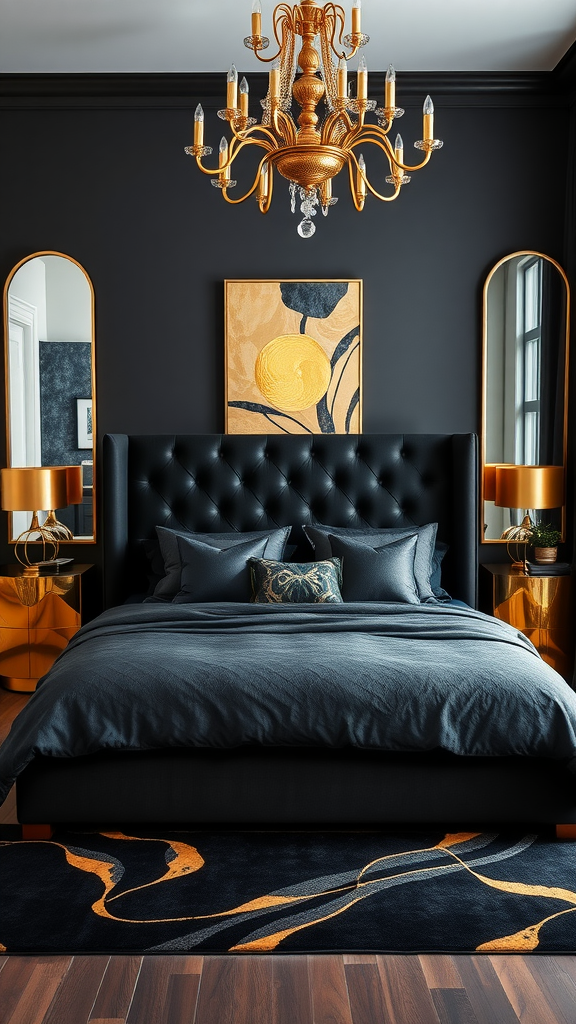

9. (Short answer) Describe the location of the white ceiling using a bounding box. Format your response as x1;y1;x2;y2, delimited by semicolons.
1;0;576;75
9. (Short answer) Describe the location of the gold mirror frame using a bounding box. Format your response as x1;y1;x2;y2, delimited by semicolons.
481;250;569;544
3;251;96;543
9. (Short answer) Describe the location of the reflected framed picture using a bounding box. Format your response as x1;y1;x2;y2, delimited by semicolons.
77;398;93;448
225;279;362;434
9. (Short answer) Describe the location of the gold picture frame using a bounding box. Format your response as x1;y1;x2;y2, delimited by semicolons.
225;279;362;434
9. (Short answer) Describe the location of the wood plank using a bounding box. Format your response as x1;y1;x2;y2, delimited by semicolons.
309;955;353;1024
419;955;463;990
344;963;388;1024
164;974;201;1024
377;954;441;1024
455;955;521;1024
272;954;313;1024
0;691;29;743
342;955;377;964
430;989;480;1024
125;956;206;1024
0;957;40;1022
523;955;576;1024
489;955;562;1024
5;957;71;1024
195;956;273;1024
0;785;18;826
89;957;142;1022
42;956;109;1024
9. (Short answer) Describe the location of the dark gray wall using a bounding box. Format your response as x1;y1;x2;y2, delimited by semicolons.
0;69;574;590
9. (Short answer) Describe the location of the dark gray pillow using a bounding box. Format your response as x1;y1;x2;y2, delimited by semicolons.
430;541;451;601
303;523;438;602
328;533;420;603
173;533;270;603
146;525;291;603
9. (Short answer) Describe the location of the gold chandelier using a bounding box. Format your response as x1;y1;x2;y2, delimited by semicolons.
185;0;442;238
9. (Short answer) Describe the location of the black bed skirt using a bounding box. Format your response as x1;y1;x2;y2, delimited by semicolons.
16;747;576;826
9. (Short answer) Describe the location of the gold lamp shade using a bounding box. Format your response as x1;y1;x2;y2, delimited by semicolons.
0;467;69;512
494;465;565;510
483;463;514;502
0;466;84;573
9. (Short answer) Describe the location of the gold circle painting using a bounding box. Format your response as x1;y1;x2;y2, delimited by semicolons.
255;334;331;412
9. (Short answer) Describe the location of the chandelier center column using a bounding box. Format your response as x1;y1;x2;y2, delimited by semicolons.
292;1;325;145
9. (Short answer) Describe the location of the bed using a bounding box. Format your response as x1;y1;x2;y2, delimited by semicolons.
2;432;576;837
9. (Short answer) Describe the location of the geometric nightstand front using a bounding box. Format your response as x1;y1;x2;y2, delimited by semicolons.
482;563;573;680
0;564;93;692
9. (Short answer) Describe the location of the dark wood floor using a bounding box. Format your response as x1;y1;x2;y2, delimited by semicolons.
1;953;576;1024
2;691;576;1023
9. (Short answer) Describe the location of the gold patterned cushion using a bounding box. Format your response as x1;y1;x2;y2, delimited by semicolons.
249;558;343;604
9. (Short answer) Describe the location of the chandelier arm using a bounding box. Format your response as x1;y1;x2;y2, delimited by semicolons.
194;137;272;177
348;131;433;173
348;146;402;203
220;156;273;206
323;4;349;60
228;120;279;149
250;4;294;64
259;164;274;214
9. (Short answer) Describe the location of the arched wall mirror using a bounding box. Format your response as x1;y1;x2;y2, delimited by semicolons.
3;252;96;542
481;251;569;542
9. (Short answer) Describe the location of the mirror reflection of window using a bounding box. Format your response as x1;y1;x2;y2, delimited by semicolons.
4;253;95;542
482;251;568;543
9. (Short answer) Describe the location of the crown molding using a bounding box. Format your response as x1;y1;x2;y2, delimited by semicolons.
0;65;573;110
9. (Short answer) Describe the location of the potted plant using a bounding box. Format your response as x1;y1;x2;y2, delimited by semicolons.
528;522;562;564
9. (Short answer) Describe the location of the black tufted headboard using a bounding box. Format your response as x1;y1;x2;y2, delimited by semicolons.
103;433;478;609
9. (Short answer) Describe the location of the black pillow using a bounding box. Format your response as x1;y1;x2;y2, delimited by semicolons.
303;522;437;602
250;558;343;604
328;533;420;603
173;533;270;603
146;525;291;602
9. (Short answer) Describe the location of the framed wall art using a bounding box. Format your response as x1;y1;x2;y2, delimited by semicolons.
225;279;362;434
76;398;93;448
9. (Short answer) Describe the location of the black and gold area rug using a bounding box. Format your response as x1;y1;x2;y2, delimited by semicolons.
1;829;575;954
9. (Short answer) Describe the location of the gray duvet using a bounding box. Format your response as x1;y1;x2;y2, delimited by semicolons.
1;601;576;804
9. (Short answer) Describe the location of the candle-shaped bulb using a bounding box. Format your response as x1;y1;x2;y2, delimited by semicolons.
357;152;366;200
270;59;280;102
385;63;395;109
423;94;434;140
227;64;238;109
258;160;269;201
239;76;249;115
357;55;368;100
251;0;262;37
337;57;347;100
194;104;204;145
219;136;228;154
395;133;403;151
352;0;361;34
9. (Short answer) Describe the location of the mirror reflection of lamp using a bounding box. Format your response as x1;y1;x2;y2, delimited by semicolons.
0;465;83;574
492;464;565;567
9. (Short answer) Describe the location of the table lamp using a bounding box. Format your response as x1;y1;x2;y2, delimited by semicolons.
493;464;565;566
0;465;84;574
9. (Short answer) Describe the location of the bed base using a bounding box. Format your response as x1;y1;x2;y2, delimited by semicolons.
16;747;576;835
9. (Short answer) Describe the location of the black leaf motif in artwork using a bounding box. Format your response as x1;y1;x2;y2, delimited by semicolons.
345;389;360;434
228;401;313;434
280;282;348;321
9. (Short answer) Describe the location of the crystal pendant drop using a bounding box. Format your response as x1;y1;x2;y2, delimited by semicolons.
297;218;316;238
289;182;297;213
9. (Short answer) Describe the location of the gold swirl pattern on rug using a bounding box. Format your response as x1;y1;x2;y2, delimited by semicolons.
255;334;331;412
2;831;575;952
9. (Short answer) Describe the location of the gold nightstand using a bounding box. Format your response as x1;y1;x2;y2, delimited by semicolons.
0;564;93;692
482;563;573;679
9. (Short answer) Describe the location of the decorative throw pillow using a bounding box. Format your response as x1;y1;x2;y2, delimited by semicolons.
328;533;420;603
173;533;271;603
145;525;291;602
303;522;438;603
249;558;343;604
